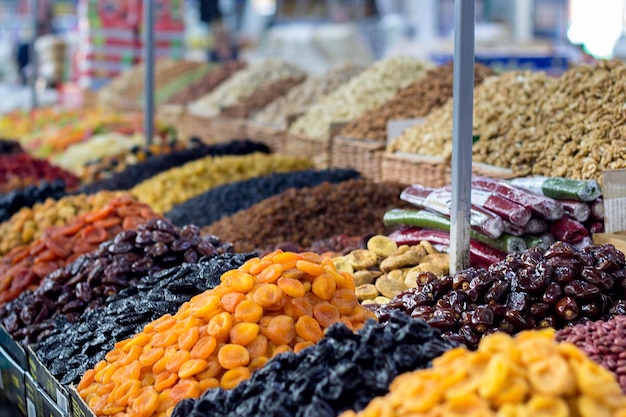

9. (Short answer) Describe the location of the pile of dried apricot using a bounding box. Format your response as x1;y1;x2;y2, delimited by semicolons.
0;195;160;303
340;329;626;417
78;250;375;417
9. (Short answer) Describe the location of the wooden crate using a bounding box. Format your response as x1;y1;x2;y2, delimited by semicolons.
381;152;515;188
245;121;287;153
331;136;385;181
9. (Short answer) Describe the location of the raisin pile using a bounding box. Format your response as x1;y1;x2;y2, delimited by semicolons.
372;242;626;349
165;169;361;228
80;140;270;193
0;218;233;345
35;252;254;385
172;312;455;417
0;180;67;222
204;180;409;252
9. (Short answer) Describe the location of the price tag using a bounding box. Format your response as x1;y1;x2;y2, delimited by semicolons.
56;388;69;413
27;398;36;417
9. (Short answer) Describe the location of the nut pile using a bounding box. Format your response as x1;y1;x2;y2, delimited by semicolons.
0;219;233;345
203;179;410;252
333;236;449;305
0;180;67;223
165;169;361;228
172;312;456;417
0;190;125;256
220;76;306;119
517;60;626;182
188;59;306;117
339;62;494;141
556;316;626;392
289;56;432;139
0;195;160;304
167;61;247;106
99;60;207;108
340;329;626;417
78;138;201;184
388;70;554;161
372;242;626;350
35;252;254;385
77;250;374;416
81;140;270;194
253;63;365;128
131;152;313;213
0;152;80;192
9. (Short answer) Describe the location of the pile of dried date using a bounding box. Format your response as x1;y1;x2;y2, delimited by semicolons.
371;242;626;349
0;218;233;345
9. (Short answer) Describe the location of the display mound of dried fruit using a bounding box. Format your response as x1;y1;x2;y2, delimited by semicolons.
172;312;456;417
372;242;626;349
77;250;374;417
340;329;626;417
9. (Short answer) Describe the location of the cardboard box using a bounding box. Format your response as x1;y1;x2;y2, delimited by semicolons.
27;346;71;416
602;169;626;234
0;346;26;415
69;386;96;417
592;232;626;254
0;324;28;370
25;373;67;417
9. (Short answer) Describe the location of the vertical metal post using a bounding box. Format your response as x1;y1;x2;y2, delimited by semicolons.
450;0;475;274
143;0;155;146
30;0;39;109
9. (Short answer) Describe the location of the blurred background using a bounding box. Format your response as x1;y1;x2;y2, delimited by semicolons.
0;0;622;113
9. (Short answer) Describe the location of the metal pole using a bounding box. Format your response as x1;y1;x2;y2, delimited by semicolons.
143;0;155;146
450;0;475;274
30;0;39;110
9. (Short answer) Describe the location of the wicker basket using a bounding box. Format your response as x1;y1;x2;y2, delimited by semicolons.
157;104;185;134
331;136;385;182
245;121;287;153
381;152;516;187
284;132;330;169
180;112;248;144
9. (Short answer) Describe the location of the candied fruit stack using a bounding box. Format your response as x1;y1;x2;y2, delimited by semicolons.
77;250;375;417
340;329;626;417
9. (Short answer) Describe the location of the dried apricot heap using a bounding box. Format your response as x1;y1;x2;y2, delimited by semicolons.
78;250;374;417
340;328;626;417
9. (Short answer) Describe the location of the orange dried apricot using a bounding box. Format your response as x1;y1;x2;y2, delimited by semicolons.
207;312;233;342
129;386;159;417
296;260;324;277
290;297;313;318
111;379;141;405
249;356;269;372
165;350;191;373
295;315;324;343
331;289;359;315
169;379;200;403
277;277;306;298
312;273;337;300
234;300;264;324
313;302;340;328
246;335;269;358
294;341;315;353
300;252;323;264
253;283;284;309
257;264;283;283
189;294;221;320
190;336;217;360
154;372;178;392
153;315;176;333
178;327;200;352
198;378;220;392
221;270;255;292
178;359;208;379
264;315;296;346
195;360;222;380
271;345;292;358
230;322;260;346
220;367;251;390
221;292;245;313
217;344;250;369
151;331;178;348
249;259;273;275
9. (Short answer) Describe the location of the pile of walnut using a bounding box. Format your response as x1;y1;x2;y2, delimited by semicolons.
332;235;449;305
